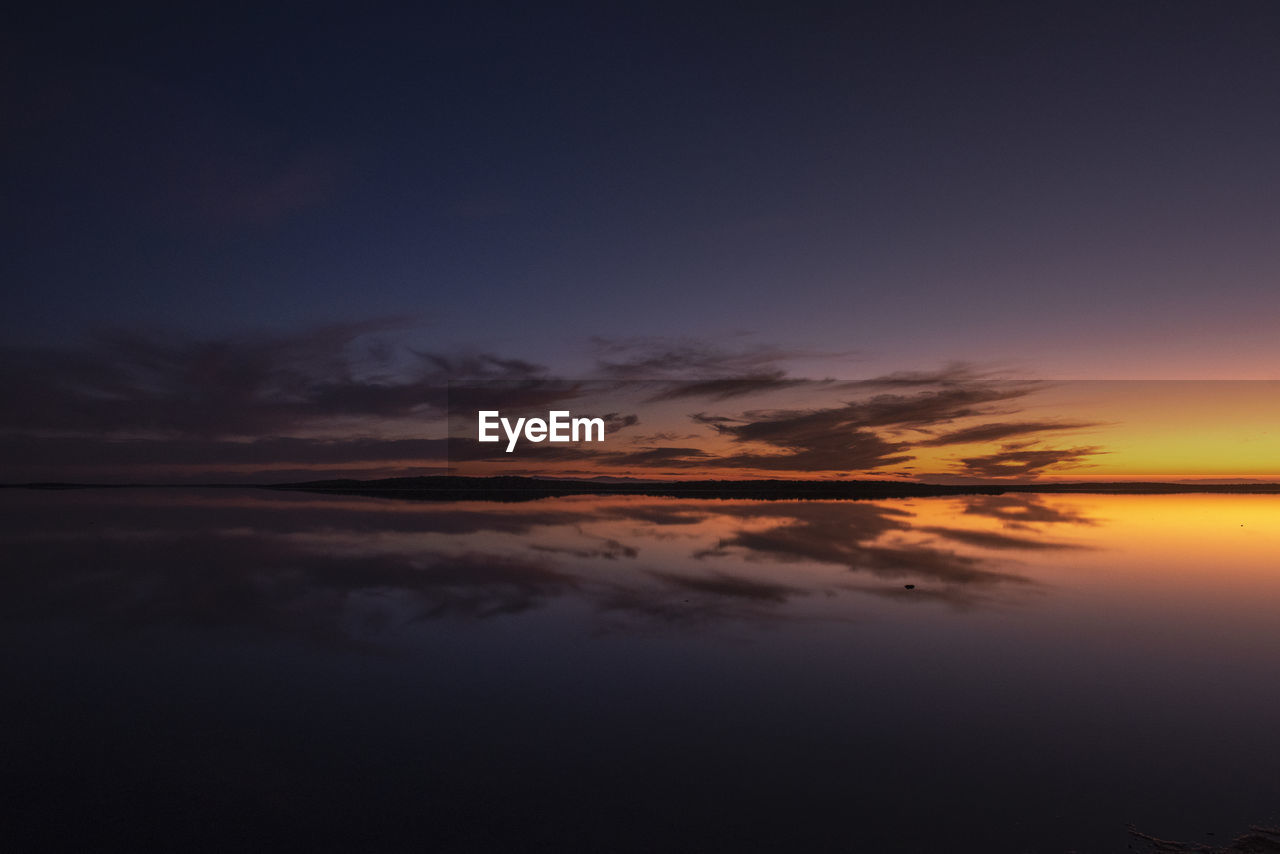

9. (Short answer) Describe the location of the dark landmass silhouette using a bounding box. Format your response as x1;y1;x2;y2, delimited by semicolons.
10;476;1280;502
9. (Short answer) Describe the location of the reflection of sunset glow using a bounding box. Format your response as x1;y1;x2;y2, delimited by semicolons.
6;488;1280;852
1039;494;1280;579
9;488;1279;636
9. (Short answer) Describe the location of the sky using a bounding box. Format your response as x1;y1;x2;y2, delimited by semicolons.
3;1;1280;482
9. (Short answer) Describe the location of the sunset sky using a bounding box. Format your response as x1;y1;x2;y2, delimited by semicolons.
4;2;1279;482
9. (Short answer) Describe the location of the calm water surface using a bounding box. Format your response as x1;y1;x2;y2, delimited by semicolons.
2;488;1278;852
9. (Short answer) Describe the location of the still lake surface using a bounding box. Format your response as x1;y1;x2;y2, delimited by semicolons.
2;488;1278;852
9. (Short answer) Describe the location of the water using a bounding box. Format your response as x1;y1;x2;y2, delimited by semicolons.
2;488;1278;852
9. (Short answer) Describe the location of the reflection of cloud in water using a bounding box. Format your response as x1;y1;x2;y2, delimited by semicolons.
2;532;576;644
531;538;639;560
844;581;1005;609
595;573;814;628
701;502;1026;587
919;526;1090;551
961;495;1099;529
650;571;807;603
0;491;1102;642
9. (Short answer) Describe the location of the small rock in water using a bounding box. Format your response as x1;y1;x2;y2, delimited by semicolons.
904;584;915;590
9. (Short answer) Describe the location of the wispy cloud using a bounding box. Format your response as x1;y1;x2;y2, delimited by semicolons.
0;320;432;437
916;421;1101;447
956;446;1106;479
591;336;816;379
0;323;576;441
644;372;808;402
0;324;1108;481
675;381;1044;473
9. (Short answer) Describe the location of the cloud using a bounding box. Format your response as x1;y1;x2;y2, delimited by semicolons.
416;352;547;378
693;431;913;472
0;325;615;479
629;431;696;443
591;337;808;379
600;413;640;433
445;437;606;464
956;446;1105;478
644;372;808;402
0;324;580;441
680;381;1043;473
714;383;1040;442
0;321;435;437
0;324;1106;480
0;435;450;469
838;362;992;388
916;421;1100;447
444;381;589;417
609;446;714;466
591;336;846;403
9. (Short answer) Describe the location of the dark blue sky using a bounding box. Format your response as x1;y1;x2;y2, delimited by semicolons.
6;1;1280;376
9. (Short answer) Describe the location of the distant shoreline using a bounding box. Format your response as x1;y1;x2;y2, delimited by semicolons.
6;475;1280;502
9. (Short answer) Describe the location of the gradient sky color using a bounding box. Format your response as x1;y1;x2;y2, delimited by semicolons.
4;2;1280;482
